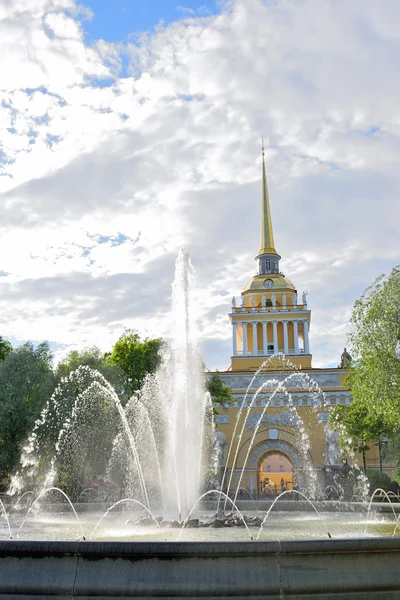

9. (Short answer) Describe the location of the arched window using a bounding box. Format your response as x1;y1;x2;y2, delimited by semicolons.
265;259;271;272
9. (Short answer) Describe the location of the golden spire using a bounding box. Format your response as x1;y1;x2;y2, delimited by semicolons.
259;141;277;256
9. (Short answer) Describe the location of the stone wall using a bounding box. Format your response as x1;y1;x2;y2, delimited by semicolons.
1;538;400;598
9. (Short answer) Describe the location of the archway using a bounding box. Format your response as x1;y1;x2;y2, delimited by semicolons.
258;451;294;495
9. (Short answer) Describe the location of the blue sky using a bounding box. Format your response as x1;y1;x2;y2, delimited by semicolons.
81;0;219;42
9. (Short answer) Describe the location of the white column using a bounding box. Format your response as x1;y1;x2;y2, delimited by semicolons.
304;320;310;354
293;320;299;354
252;322;257;355
242;322;248;356
262;322;267;355
272;321;278;354
232;322;237;357
283;320;289;354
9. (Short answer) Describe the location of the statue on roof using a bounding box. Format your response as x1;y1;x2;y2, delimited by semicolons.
340;348;352;369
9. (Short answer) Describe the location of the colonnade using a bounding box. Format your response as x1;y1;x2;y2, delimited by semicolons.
232;319;310;356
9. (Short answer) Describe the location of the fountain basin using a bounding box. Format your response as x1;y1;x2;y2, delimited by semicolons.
1;538;400;598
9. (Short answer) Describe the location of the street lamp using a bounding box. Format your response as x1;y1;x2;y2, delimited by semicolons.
377;437;388;472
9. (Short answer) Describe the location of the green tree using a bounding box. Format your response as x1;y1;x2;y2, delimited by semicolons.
56;346;127;400
0;336;12;362
109;330;163;394
205;372;234;416
330;401;386;471
330;266;400;481
0;342;55;485
56;346;105;378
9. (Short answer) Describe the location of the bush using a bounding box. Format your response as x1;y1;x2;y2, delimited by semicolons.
367;470;399;497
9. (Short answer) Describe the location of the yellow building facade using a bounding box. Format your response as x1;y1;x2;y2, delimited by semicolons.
212;148;385;497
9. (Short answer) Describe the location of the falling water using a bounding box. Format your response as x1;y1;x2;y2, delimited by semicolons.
158;249;208;519
0;500;12;539
256;489;332;539
364;488;400;536
90;498;166;540
226;371;325;510
217;357;277;514
17;487;85;539
177;490;253;541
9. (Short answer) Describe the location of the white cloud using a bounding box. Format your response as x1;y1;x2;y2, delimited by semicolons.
0;0;399;370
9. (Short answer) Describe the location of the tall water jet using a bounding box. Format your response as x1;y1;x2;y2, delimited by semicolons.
158;249;208;519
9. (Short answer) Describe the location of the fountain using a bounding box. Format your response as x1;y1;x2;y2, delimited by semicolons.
8;249;210;524
1;249;400;598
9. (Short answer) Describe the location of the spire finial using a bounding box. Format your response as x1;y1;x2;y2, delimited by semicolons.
258;142;277;256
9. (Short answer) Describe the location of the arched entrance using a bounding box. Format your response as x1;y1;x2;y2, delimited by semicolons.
258;451;294;496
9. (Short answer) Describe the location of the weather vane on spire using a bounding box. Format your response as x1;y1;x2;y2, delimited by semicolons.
261;136;265;158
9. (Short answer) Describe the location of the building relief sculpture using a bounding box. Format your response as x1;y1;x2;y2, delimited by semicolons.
218;372;341;390
245;411;300;431
215;414;229;424
313;374;340;386
317;412;330;423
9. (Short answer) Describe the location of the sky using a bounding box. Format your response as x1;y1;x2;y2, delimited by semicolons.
0;0;399;370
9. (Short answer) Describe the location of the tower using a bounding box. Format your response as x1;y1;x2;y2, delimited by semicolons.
229;147;312;370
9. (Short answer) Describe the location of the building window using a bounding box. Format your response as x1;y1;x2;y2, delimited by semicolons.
267;465;271;472
265;259;271;272
280;465;284;472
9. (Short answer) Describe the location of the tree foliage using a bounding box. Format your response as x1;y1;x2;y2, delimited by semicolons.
0;336;12;362
330;266;400;481
330;402;386;455
205;373;234;416
0;342;55;484
56;346;127;400
109;330;163;394
0;331;233;491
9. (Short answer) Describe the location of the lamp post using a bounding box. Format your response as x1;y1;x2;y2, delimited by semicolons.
378;437;388;472
360;441;367;475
